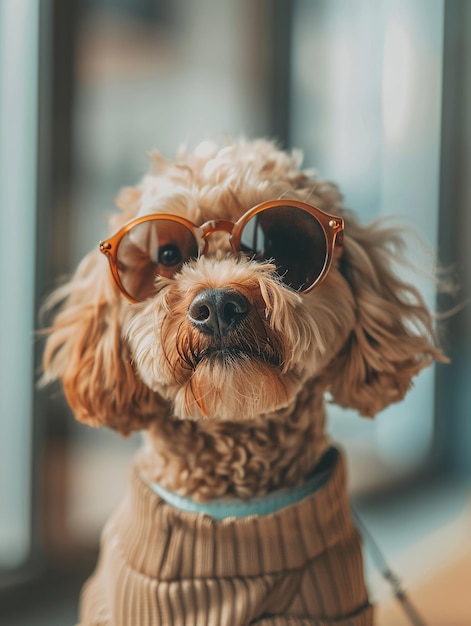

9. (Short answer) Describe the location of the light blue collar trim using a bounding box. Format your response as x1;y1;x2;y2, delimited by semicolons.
149;467;331;520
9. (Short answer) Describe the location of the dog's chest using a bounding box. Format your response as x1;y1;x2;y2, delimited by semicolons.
79;449;373;625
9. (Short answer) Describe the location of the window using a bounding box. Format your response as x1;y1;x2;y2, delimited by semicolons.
291;0;446;489
0;0;39;571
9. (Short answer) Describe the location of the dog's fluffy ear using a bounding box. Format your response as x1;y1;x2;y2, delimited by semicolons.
41;189;168;435
324;214;447;418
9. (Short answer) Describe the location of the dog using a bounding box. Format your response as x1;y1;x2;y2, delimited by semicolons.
42;139;445;626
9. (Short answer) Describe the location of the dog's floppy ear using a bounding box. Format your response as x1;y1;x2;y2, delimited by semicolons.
324;214;447;418
41;188;168;435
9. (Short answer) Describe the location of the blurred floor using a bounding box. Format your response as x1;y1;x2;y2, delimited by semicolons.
376;493;471;625
0;568;85;626
378;544;471;625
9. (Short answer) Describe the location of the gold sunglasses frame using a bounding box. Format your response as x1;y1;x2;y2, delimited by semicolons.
100;199;344;303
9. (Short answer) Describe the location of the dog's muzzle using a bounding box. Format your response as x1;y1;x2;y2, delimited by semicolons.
188;288;250;337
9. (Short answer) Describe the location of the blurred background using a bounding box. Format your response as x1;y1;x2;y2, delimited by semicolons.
0;0;470;624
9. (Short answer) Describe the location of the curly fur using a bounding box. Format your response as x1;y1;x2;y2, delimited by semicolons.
41;138;446;500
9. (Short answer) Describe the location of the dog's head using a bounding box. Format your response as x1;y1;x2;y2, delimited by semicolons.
42;139;445;434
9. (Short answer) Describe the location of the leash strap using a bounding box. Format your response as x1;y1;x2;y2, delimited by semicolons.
352;507;428;626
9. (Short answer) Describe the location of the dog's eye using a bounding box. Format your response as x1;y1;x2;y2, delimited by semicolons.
158;244;183;267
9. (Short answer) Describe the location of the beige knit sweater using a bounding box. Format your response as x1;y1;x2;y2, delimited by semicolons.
79;448;373;626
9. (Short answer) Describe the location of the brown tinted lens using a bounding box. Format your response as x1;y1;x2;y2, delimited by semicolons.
239;205;328;290
116;219;199;301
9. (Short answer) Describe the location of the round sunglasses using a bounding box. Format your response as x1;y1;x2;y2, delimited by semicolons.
99;199;344;303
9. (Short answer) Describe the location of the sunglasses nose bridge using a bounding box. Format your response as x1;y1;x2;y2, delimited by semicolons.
201;219;235;238
199;219;236;254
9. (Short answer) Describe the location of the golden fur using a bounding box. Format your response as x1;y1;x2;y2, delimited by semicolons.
42;139;445;501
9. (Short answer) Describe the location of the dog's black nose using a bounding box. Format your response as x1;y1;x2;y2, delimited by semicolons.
188;288;250;336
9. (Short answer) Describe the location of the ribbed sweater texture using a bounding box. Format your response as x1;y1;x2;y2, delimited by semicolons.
79;448;373;625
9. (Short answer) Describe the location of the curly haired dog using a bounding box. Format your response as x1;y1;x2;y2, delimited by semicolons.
42;139;445;626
